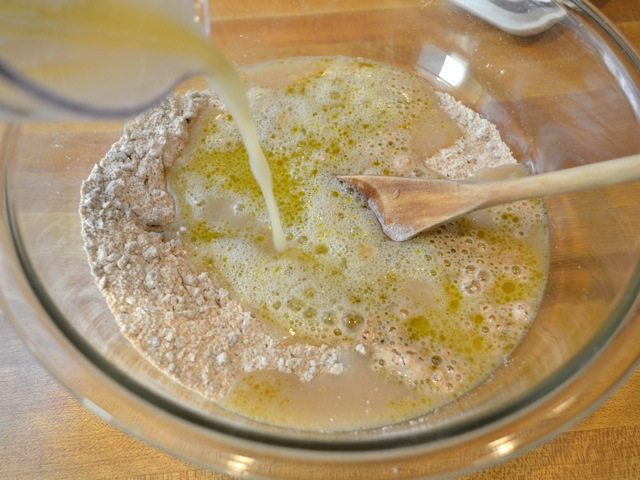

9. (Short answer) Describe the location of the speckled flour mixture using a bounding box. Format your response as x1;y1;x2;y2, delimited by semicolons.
80;57;548;429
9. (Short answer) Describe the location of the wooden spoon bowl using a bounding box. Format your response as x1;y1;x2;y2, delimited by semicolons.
339;154;640;241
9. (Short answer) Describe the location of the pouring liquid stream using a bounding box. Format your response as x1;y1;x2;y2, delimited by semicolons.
0;0;287;251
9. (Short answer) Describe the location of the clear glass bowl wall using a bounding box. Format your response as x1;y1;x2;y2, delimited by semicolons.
1;1;640;478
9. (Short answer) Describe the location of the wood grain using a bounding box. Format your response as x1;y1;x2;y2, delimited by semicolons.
1;1;640;479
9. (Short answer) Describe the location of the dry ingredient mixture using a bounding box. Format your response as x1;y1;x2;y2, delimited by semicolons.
80;57;548;429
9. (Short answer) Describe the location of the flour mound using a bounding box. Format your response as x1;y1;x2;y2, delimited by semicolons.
80;92;342;399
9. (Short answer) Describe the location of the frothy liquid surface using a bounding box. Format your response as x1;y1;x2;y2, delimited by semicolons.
169;57;549;428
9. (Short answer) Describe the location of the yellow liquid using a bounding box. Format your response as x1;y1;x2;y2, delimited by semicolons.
0;0;287;250
169;57;550;429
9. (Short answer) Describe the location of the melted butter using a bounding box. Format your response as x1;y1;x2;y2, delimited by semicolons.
223;352;444;430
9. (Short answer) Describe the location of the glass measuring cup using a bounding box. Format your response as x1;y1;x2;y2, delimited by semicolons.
0;0;210;119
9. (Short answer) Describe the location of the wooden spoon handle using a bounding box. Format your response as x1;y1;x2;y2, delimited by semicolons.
483;153;640;207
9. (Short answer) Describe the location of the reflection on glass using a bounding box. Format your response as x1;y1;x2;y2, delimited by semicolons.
415;44;484;104
416;45;469;88
450;0;566;36
488;436;516;456
225;454;256;475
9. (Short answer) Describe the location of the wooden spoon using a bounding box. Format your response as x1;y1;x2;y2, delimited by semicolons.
338;153;640;242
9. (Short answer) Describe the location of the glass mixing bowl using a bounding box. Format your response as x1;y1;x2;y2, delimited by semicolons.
1;0;640;478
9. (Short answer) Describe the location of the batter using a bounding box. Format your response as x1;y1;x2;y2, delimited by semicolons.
170;57;548;426
81;56;548;430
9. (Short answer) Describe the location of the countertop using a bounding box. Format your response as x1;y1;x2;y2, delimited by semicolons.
1;1;640;479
